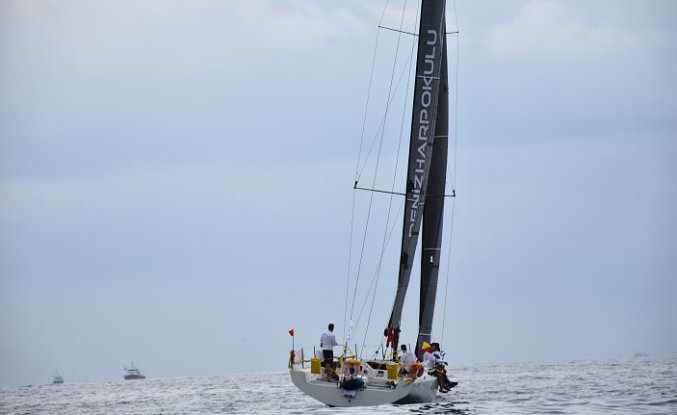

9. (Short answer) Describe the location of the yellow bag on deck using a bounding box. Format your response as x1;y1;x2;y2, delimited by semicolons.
310;358;321;374
386;362;399;380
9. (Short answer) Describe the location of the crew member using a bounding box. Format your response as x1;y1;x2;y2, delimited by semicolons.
320;323;338;379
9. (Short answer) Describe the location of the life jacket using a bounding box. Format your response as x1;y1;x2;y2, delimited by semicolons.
407;361;424;378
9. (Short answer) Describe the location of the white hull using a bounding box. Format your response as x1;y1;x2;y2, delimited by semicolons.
394;376;439;404
290;368;438;407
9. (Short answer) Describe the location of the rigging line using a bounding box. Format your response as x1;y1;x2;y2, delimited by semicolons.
350;132;392;323
355;203;404;357
378;25;417;37
343;189;358;345
440;198;456;347
348;0;391;325
373;0;418;353
360;0;417;353
389;0;419;214
352;0;410;327
386;0;419;242
451;0;460;192
355;0;421;185
355;1;391;183
441;0;461;346
354;186;405;196
383;0;427;331
349;182;377;322
354;48;416;183
361;211;403;351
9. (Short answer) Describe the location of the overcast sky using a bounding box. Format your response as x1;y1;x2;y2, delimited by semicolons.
1;0;675;387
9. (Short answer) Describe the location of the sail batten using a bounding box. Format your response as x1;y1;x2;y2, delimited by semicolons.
387;0;447;352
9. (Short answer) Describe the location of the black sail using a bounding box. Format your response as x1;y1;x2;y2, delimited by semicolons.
416;31;449;359
386;0;446;352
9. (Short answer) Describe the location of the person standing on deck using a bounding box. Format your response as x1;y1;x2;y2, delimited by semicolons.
320;323;338;377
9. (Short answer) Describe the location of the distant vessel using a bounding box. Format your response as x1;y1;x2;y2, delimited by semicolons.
52;371;64;384
123;362;146;380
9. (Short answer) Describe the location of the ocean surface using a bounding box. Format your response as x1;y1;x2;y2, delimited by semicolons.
1;358;675;414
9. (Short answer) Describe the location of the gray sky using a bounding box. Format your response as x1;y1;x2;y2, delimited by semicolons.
1;0;675;387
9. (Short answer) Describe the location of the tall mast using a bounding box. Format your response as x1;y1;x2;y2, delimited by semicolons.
386;0;447;353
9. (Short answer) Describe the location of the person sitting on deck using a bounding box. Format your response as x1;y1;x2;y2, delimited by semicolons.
400;344;416;365
422;342;436;370
399;344;423;378
430;342;458;392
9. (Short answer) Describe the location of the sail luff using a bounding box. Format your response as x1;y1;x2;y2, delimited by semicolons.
386;0;447;352
416;27;449;359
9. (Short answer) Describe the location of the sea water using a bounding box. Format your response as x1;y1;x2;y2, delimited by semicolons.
1;357;675;414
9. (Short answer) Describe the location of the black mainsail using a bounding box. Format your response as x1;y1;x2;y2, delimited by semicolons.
416;31;449;358
386;0;448;356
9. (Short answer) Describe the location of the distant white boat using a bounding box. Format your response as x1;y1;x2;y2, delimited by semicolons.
52;371;64;384
123;362;146;380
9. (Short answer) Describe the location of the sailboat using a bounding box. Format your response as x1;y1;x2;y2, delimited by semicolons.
289;0;455;407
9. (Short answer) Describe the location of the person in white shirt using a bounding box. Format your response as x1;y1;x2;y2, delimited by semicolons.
399;344;422;377
422;342;436;370
400;344;416;365
431;342;457;392
432;342;446;362
320;323;338;379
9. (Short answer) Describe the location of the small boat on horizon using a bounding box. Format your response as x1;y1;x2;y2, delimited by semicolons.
123;362;146;380
52;371;64;384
